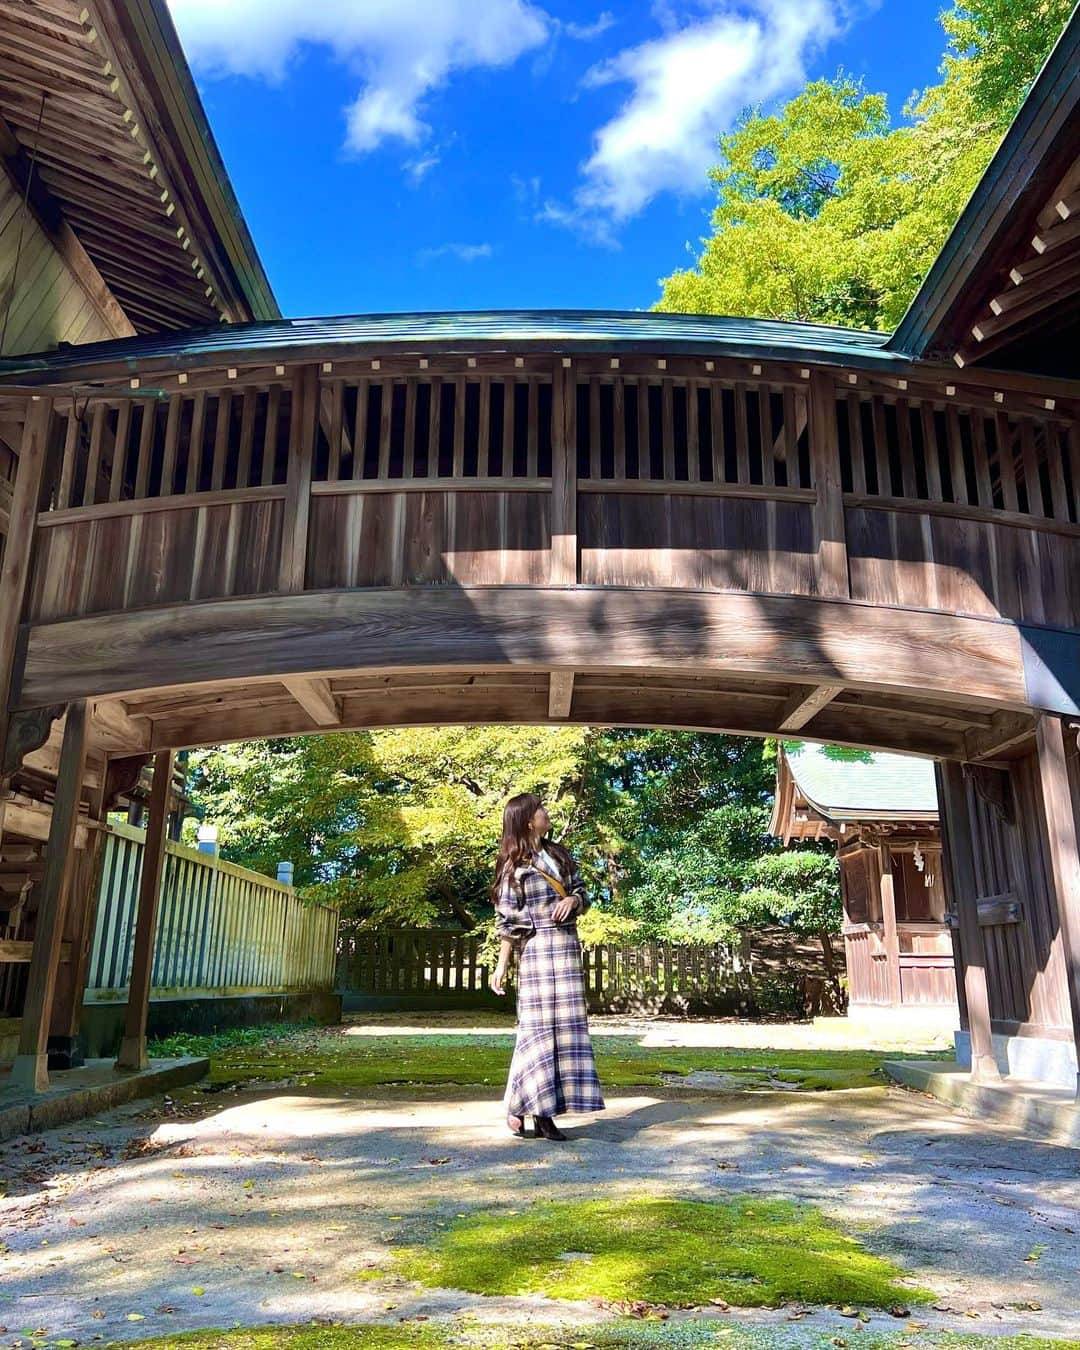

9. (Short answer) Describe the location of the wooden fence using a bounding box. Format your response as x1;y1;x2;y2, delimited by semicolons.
85;823;338;1001
336;927;843;1015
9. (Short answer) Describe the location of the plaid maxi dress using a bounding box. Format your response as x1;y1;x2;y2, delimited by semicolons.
496;851;606;1119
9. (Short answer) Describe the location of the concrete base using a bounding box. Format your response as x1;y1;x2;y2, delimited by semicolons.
955;1028;1079;1090
0;1055;209;1142
78;989;341;1058
883;1058;1080;1147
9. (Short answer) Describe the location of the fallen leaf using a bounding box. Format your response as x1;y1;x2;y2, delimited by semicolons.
839;1306;860;1318
192;1287;205;1297
888;1306;911;1318
125;1314;145;1322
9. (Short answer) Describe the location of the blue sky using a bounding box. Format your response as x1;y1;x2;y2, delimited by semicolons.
167;0;948;319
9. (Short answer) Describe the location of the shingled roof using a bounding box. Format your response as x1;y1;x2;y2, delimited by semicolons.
781;743;939;822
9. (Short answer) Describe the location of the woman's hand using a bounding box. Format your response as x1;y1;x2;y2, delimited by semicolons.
552;895;580;923
492;963;508;995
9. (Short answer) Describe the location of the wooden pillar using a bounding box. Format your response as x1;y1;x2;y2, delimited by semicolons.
0;399;53;778
10;700;88;1091
115;748;174;1071
807;371;849;599
878;844;903;1006
278;366;317;594
47;820;106;1067
937;760;1000;1082
1034;715;1080;1099
550;360;578;586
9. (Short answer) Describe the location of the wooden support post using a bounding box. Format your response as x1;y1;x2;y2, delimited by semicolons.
808;371;849;598
279;366;317;594
0;399;53;779
1034;715;1080;1099
47;821;106;1068
116;748;175;1071
937;760;1000;1082
10;700;88;1091
551;361;578;586
878;844;903;1006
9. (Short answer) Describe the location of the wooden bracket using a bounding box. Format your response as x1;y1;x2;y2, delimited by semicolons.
2;704;64;780
103;753;152;812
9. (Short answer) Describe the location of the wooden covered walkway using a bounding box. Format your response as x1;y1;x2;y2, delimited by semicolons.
0;1;1077;1102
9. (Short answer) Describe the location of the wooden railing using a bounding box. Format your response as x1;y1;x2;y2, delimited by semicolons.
85;823;338;1000
22;355;1080;640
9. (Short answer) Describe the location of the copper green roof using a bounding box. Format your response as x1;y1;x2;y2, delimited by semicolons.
784;743;938;821
0;310;897;382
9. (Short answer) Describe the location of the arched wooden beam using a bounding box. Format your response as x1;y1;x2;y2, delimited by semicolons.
15;585;1036;713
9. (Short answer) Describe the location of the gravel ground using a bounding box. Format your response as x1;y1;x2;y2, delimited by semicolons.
1;1016;1077;1345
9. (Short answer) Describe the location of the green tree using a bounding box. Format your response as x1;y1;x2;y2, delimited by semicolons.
655;2;1074;330
739;850;843;1000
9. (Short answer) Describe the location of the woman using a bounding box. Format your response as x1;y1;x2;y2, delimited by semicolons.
491;792;605;1141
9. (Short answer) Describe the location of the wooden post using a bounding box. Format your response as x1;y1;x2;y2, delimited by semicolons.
1033;715;1080;1099
278;366;317;594
116;748;175;1071
0;399;53;769
878;844;903;1006
47;821;107;1067
808;371;849;598
937;760;1000;1082
11;700;88;1091
551;360;578;586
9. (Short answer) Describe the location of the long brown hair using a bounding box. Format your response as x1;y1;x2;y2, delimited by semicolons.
492;791;574;897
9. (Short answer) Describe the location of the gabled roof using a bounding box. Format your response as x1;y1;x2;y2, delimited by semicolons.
890;6;1080;373
781;743;939;822
0;0;276;337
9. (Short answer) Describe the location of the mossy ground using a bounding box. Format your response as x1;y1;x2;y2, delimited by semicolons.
165;1022;945;1094
112;1327;1080;1350
390;1196;933;1310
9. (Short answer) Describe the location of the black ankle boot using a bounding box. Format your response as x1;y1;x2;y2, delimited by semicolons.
534;1114;567;1141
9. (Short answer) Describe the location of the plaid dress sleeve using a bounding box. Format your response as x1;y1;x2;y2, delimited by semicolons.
494;870;534;944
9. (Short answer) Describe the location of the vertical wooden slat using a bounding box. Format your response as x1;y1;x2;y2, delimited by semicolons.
638;378;652;479
871;396;892;498
710;383;725;483
921;401;943;502
733;382;750;483
945;404;967;505
1045;423;1069;522
477;375;491;477
781;387;798;489
1068;423;1080;524
550;361;577;586
279;366;317;593
210;391;231;491
187;391;207;493
56;407;80;510
969;411;992;509
661;377;675;480
82;402;107;506
759;386;775;488
326;382;343;484
527;378;539;478
846;392;866;495
612;377;626;481
895;398;917;500
686;380;699;483
588;376;601;480
160;395;182;497
351;379;370;481
1020;418;1046;516
808;371;849;598
404;376;419;479
430;375;444;476
107;400;132;503
452;376;466;478
377;379;393;480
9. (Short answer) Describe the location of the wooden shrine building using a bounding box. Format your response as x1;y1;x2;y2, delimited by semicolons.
0;2;1078;1097
771;744;957;1014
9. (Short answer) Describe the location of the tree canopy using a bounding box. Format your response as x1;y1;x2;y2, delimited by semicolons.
655;0;1074;330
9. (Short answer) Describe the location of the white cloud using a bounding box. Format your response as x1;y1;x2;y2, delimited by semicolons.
166;0;550;152
562;12;617;40
552;0;844;231
404;152;440;185
417;243;494;264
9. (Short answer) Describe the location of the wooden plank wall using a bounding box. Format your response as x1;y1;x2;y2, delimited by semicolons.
19;363;1080;634
85;823;338;999
0;169;116;355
